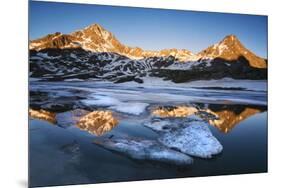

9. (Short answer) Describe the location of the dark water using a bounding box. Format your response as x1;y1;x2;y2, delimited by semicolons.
29;109;267;187
29;81;267;187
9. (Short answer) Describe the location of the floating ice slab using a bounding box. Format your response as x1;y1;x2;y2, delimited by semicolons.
81;95;121;107
109;102;149;115
81;95;149;115
143;116;201;132
144;116;223;158
94;137;193;165
143;119;173;132
159;121;223;158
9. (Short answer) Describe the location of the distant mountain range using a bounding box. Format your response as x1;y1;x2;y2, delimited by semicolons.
29;23;267;83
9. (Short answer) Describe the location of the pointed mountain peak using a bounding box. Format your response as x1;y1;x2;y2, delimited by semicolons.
219;34;242;47
222;34;239;42
83;23;107;33
53;32;62;36
198;34;267;68
198;34;243;57
74;23;113;42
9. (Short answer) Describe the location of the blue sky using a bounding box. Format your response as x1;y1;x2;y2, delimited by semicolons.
29;1;268;58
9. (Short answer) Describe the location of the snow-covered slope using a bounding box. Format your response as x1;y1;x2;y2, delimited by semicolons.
30;23;267;68
29;47;267;83
29;23;267;83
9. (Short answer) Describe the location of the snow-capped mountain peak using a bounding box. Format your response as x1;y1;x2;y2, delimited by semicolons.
29;23;197;61
197;35;267;68
29;24;267;68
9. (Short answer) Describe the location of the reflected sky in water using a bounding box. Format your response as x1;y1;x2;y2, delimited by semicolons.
29;103;266;136
29;80;267;187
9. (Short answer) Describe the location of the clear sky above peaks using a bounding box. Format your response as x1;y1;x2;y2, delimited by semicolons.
29;1;268;58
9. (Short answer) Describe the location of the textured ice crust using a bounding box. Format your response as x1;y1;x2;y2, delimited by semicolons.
94;137;193;165
81;95;149;115
144;116;223;158
109;102;149;115
159;121;223;158
81;95;120;107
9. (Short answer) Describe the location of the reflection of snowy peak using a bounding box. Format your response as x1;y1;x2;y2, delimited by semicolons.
197;35;267;68
205;105;264;133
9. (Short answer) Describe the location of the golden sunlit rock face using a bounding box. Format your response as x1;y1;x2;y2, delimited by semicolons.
29;109;57;124
30;24;267;68
207;108;261;133
152;106;198;118
76;111;119;136
29;24;194;61
197;35;267;68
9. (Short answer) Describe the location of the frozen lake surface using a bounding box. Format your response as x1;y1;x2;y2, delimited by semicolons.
29;79;267;187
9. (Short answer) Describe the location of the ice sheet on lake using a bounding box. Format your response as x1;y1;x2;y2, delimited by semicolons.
109;102;149;115
119;77;267;92
93;137;193;165
81;95;149;115
30;79;267;107
185;78;267;91
144;116;223;158
81;95;120;107
84;81;266;106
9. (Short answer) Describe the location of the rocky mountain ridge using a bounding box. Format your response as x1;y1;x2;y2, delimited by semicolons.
30;23;267;68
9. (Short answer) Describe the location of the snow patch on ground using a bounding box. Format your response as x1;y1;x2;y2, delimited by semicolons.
64;78;84;82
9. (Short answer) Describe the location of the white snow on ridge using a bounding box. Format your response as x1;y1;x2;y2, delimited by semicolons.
70;53;77;59
36;52;61;60
64;78;84;82
30;56;43;60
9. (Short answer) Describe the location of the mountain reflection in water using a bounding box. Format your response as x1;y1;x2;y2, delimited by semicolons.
29;109;119;136
29;103;266;135
207;107;261;133
76;111;118;136
151;104;266;133
29;109;57;124
152;106;198;117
